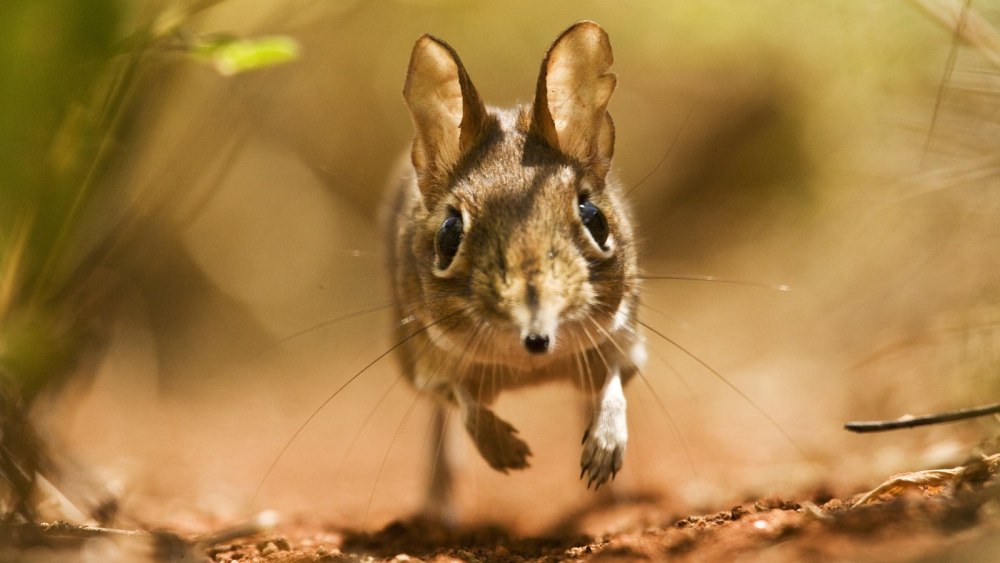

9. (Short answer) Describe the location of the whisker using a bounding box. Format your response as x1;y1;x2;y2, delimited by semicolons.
570;331;595;408
365;312;487;527
426;319;489;487
638;301;694;333
331;369;406;480
326;249;380;259
628;384;654;490
202;302;397;387
476;331;490;422
255;302;395;358
578;323;612;385
634;303;711;399
633;317;818;474
614;307;696;399
490;345;500;414
845;320;1000;373
249;311;458;510
456;320;491;455
363;326;455;529
584;314;702;487
626;101;701;196
329;322;444;486
638;274;793;293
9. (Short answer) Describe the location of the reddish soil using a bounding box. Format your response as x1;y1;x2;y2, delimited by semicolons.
11;460;999;562
202;481;1000;562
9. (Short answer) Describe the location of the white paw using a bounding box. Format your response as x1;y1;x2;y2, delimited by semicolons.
580;375;627;489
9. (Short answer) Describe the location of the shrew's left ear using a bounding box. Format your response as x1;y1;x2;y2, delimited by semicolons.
531;21;616;179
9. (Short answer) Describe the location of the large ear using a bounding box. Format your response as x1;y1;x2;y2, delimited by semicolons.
531;21;616;179
403;35;487;202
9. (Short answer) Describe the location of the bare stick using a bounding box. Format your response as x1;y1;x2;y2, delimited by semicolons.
845;401;1000;433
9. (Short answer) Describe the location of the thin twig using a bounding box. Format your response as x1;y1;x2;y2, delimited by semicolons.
844;401;1000;433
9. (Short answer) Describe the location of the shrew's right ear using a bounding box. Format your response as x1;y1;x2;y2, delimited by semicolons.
403;35;487;206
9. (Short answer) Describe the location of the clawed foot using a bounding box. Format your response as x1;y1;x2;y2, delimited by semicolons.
580;421;625;489
580;372;628;489
464;406;532;472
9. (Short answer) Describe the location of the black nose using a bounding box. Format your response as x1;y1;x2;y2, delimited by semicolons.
523;333;550;354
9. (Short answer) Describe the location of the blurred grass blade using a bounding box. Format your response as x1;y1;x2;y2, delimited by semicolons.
913;0;1000;68
0;217;30;321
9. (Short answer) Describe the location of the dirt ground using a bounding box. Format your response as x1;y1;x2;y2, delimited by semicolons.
194;468;1000;562
7;456;1000;562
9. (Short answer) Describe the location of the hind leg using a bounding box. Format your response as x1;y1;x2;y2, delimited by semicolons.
422;401;456;525
420;383;531;525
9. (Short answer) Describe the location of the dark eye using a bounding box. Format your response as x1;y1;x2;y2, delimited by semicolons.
578;197;609;250
435;210;464;269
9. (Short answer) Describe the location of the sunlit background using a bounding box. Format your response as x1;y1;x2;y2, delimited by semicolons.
3;0;999;535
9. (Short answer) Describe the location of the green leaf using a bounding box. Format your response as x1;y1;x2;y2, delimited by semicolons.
194;34;300;76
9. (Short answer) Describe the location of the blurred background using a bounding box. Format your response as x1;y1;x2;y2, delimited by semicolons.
2;0;999;535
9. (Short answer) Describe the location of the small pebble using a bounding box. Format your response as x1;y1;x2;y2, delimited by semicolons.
261;542;279;556
274;537;292;551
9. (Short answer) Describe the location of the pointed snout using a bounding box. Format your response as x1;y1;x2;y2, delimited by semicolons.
494;244;576;357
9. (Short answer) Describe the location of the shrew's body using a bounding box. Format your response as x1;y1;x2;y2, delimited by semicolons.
387;22;645;520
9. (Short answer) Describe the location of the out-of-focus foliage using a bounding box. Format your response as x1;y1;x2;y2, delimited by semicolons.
0;0;300;398
0;0;125;397
0;0;301;525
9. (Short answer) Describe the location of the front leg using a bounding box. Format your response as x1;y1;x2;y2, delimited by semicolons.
581;369;627;489
452;385;532;472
